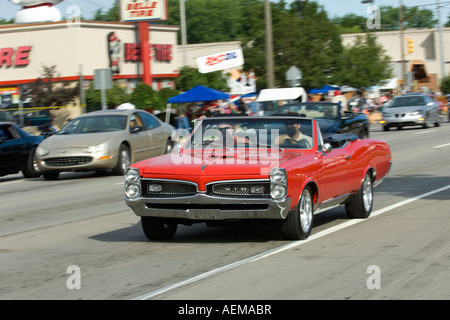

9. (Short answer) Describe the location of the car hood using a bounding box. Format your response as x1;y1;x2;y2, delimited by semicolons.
384;106;423;113
134;149;302;177
40;132;123;149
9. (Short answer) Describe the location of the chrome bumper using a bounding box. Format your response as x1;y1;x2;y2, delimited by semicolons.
125;193;291;220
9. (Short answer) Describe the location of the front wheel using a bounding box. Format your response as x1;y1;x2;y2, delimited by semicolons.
280;186;314;240
113;144;131;175
141;217;178;240
345;172;373;218
22;147;41;178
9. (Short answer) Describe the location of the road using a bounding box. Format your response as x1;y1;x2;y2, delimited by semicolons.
1;121;449;301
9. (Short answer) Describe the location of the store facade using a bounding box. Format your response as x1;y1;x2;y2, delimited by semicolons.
0;20;180;107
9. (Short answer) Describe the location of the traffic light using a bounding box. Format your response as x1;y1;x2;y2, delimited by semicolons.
406;38;414;54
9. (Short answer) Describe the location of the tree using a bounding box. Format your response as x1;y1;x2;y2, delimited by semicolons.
129;82;159;109
339;32;392;89
25;65;79;107
174;66;229;92
439;75;450;94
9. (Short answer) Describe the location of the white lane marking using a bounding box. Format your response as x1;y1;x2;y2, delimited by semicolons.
415;130;436;135
130;184;450;300
433;143;450;149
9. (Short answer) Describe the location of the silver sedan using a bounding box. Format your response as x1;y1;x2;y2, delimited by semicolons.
36;109;174;180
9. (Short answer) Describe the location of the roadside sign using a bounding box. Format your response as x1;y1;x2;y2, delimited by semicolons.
286;66;302;87
94;69;113;90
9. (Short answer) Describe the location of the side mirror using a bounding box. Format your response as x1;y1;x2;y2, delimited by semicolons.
322;143;332;154
173;143;182;154
130;125;143;133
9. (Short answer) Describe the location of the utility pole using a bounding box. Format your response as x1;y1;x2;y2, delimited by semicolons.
399;0;405;91
265;0;275;88
180;0;187;67
437;0;446;80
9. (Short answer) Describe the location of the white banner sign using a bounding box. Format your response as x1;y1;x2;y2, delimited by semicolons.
119;0;168;22
197;49;245;74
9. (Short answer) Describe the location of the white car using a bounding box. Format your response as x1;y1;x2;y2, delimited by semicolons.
36;109;174;180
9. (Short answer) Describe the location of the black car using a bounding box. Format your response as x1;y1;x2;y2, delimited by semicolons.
0;122;44;178
272;102;370;139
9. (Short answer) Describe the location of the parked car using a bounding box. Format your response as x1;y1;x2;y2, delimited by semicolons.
124;116;392;241
380;93;441;131
0;110;17;124
36;109;174;180
272;101;370;139
0;122;44;178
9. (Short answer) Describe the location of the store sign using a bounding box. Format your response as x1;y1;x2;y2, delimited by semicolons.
0;46;32;68
197;49;244;74
119;0;168;22
124;43;173;62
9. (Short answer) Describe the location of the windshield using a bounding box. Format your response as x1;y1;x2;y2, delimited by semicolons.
185;117;314;150
388;96;426;107
275;102;339;120
58;115;127;134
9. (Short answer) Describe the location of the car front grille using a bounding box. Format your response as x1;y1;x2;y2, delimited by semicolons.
208;182;270;198
44;156;93;166
142;180;197;197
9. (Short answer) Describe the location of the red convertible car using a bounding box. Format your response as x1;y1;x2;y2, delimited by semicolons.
125;116;392;241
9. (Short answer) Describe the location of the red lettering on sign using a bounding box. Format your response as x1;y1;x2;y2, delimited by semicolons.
0;46;32;68
125;43;140;61
15;46;32;66
0;48;13;67
153;44;173;62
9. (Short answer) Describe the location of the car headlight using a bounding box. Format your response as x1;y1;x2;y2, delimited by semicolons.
36;146;49;156
270;168;287;200
271;184;286;199
125;168;140;182
125;168;141;199
85;142;110;153
271;168;286;183
411;110;423;116
382;112;392;117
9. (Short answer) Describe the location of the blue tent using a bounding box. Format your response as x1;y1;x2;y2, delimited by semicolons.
308;85;339;94
168;85;230;103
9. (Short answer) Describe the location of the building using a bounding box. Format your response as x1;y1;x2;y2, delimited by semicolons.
341;27;450;92
0;20;179;108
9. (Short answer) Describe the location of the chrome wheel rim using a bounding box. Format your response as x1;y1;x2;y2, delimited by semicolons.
362;175;373;212
299;189;313;233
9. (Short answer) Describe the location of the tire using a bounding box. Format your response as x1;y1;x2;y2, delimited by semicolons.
113;144;131;175
280;186;314;240
422;116;429;129
345;172;373;219
141;217;178;240
22;147;41;178
43;172;60;180
383;125;389;132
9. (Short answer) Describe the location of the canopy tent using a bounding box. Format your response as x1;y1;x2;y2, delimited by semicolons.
308;85;339;94
168;85;230;103
256;87;307;102
165;85;231;124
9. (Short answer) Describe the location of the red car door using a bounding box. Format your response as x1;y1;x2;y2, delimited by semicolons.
315;146;352;204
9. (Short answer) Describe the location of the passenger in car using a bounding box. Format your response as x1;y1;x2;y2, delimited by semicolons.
275;120;313;148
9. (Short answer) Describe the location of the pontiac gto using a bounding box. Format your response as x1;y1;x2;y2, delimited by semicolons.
125;116;392;241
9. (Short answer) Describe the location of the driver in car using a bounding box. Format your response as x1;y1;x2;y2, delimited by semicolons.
276;120;312;148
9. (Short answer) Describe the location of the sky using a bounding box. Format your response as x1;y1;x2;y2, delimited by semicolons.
0;0;449;23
